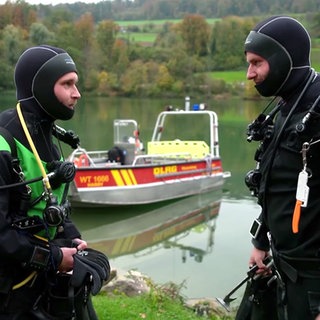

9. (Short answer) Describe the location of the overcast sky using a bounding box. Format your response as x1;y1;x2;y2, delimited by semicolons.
0;0;103;4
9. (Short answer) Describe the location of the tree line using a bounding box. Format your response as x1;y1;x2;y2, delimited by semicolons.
0;1;319;98
11;0;320;23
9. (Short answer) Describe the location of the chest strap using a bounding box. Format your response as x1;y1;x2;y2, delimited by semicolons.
0;127;17;158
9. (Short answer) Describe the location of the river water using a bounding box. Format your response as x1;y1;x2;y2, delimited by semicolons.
0;94;267;304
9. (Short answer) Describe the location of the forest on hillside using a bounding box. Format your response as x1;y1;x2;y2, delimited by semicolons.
27;0;320;22
0;1;320;98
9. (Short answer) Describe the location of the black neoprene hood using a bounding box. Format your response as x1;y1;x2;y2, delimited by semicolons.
14;45;78;120
244;16;311;97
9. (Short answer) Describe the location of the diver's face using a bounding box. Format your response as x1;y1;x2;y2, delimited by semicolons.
246;52;270;85
54;72;81;111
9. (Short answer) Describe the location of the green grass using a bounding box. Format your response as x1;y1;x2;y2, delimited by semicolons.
116;18;219;27
92;293;234;320
209;70;246;83
93;294;200;319
92;279;235;320
116;18;220;44
122;32;158;43
116;19;181;27
311;47;320;70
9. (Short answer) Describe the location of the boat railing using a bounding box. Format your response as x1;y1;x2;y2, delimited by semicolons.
132;153;192;166
69;146;219;168
69;148;113;168
151;110;220;158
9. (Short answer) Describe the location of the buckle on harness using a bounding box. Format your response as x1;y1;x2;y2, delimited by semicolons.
12;216;45;234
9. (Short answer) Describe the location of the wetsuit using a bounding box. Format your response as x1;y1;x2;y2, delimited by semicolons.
244;16;320;319
0;106;80;317
0;45;81;319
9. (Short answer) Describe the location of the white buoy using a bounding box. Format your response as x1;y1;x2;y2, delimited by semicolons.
185;96;190;111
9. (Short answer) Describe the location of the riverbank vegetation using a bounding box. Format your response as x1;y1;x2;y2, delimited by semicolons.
0;1;319;100
92;294;234;320
92;277;235;320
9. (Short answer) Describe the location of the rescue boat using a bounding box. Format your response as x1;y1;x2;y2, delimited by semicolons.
68;104;230;207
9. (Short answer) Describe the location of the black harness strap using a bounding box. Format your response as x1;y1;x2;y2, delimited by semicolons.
0;127;17;158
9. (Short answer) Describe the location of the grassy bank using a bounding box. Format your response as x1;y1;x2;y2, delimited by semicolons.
91;277;235;320
92;293;235;320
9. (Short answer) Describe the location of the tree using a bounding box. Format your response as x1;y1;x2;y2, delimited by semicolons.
176;14;210;56
44;8;74;30
29;22;54;45
156;64;174;90
2;24;24;66
96;20;120;70
312;12;320;37
120;60;147;96
0;24;24;90
74;12;94;51
210;16;253;70
112;39;130;82
53;21;77;50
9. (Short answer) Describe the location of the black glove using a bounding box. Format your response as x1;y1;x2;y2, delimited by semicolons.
71;248;110;295
77;248;110;279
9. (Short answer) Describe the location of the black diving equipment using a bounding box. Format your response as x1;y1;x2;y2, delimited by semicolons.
246;103;280;143
245;104;280;197
216;256;274;312
245;168;262;197
0;160;76;191
247;113;274;142
295;94;320;133
16;103;73;228
12;216;46;234
44;196;71;227
250;218;262;239
29;245;51;270
52;125;80;149
46;160;76;189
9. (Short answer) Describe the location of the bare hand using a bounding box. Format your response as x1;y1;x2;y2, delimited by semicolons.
249;247;270;274
58;247;77;272
73;238;88;250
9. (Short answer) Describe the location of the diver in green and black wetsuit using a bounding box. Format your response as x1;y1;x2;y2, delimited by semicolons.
0;45;87;319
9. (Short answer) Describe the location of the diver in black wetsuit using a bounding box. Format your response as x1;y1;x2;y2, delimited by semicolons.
244;16;320;320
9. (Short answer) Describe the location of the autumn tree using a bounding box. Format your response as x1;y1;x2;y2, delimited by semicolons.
156;64;174;90
120;60;147;96
74;12;95;52
112;38;130;81
74;13;96;90
10;2;37;29
96;20;120;70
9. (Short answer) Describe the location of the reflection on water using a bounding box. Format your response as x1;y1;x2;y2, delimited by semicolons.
73;188;223;261
72;188;260;300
